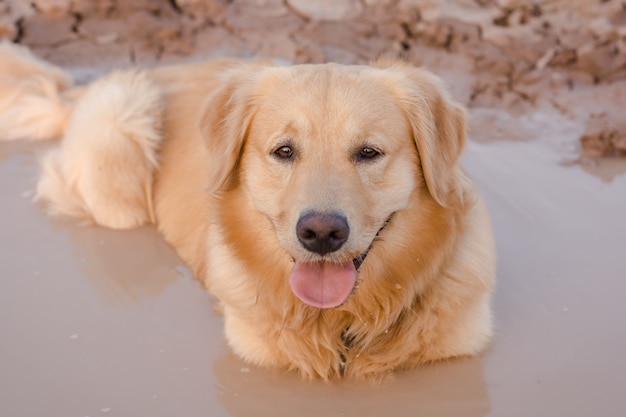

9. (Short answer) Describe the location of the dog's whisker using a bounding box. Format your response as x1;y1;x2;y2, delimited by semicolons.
277;305;289;340
352;310;367;326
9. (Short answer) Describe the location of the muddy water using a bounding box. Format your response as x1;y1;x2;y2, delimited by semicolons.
1;121;626;417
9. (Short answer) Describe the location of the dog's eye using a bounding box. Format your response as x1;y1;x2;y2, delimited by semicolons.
357;147;382;161
274;145;294;160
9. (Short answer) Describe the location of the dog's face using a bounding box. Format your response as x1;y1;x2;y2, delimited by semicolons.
243;66;420;262
201;61;469;309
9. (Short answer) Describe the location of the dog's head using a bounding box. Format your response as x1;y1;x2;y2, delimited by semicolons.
200;60;470;309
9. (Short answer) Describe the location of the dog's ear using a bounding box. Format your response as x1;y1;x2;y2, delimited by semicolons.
380;61;472;208
199;68;259;193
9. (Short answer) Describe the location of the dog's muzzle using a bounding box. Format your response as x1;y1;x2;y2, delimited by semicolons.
288;214;393;309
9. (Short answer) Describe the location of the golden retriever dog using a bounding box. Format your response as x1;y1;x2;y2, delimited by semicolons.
0;41;496;381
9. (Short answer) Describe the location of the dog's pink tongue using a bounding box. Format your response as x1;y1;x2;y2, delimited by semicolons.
288;261;357;308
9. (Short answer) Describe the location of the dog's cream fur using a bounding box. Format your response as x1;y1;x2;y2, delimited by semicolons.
0;41;496;381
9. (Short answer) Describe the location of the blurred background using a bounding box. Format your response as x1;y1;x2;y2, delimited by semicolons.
1;0;626;162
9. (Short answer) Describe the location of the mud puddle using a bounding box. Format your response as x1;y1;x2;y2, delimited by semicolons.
1;121;626;416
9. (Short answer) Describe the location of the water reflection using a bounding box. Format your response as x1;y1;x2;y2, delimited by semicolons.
577;156;626;183
213;352;490;417
63;222;186;307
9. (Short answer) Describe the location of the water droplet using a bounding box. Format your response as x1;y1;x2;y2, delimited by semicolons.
395;284;401;290
240;367;250;373
100;408;111;413
70;334;79;340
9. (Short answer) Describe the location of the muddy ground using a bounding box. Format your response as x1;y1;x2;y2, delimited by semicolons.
2;1;626;417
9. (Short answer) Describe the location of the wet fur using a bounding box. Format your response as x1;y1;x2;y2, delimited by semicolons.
0;42;496;381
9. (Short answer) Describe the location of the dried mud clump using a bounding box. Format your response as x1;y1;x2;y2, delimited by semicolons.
1;0;625;159
581;115;626;158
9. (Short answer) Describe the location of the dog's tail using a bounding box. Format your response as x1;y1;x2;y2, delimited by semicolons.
35;70;164;229
0;41;76;141
0;42;164;229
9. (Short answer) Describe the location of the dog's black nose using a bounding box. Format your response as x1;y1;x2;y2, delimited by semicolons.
296;211;350;255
